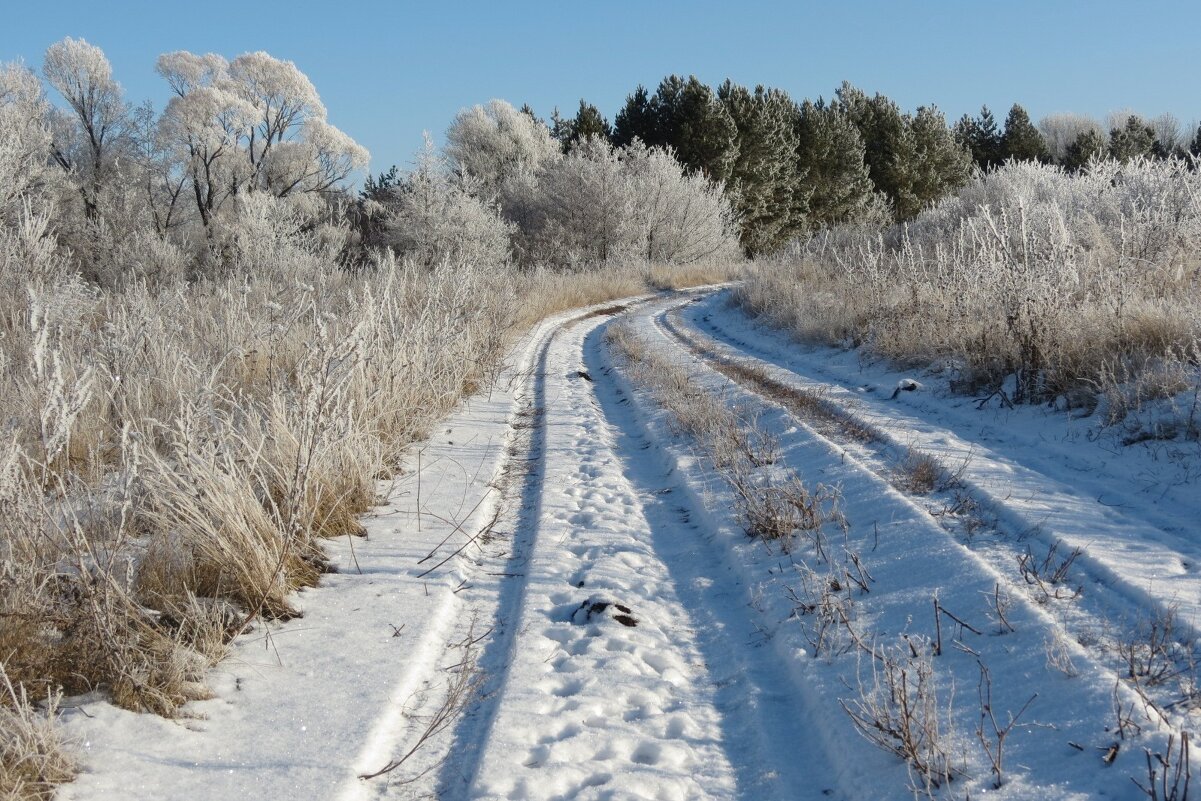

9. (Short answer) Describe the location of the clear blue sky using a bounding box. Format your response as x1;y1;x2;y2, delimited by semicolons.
3;0;1198;181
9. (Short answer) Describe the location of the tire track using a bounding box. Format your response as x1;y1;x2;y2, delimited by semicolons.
580;322;850;801
341;298;649;800
651;292;1201;730
458;299;743;800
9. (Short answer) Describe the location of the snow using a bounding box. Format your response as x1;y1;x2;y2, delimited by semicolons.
678;291;1201;646
57;286;1201;800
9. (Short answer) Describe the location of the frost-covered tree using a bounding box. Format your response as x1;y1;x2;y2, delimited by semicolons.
1038;113;1103;164
381;138;513;267
227;52;368;197
43;37;130;219
0;62;58;224
1108;115;1156;162
794;100;875;228
1149;113;1184;158
129;100;188;236
156;59;255;231
155;50;367;230
999;104;1049;163
624;139;739;264
717;81;801;254
515;136;640;265
954;106;1002;170
445;99;560;199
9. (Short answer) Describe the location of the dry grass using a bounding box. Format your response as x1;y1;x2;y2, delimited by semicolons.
647;260;742;291
1;669;75;801
897;449;942;495
738;158;1201;415
841;648;956;796
660;312;878;444
606;322;842;548
513;259;741;330
1;245;516;722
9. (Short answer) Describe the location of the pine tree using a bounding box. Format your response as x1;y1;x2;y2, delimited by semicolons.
954;106;1002;169
835;82;907;211
999;104;1049;163
650;75;740;182
836;83;968;221
1062;128;1107;172
1108;115;1156;162
549;107;571;149
1191;123;1201;159
552;100;612;153
794;99;873;228
360;165;400;202
519;104;540;123
717;80;801;254
613;85;658;148
889;106;972;221
572;101;611;144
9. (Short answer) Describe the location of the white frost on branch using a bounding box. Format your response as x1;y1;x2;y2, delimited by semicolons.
151;48;368;227
445;100;560;198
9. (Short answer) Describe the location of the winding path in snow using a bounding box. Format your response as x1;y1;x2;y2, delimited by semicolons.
432;297;839;801
59;285;1201;801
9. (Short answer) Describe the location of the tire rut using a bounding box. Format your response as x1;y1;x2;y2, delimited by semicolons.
651;292;1201;732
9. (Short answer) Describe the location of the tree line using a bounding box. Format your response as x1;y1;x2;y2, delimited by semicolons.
6;39;745;283
2;38;372;286
512;75;1201;256
8;39;1199;282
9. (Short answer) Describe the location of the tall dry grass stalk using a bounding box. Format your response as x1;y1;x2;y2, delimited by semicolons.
738;158;1201;411
1;667;75;801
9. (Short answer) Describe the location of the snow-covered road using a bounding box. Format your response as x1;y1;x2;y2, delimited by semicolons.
60;286;1201;800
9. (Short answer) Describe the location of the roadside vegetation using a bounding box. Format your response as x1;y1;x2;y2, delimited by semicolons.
738;157;1201;438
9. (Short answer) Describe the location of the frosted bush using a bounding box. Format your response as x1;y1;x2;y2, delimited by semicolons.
515;136;644;266
740;157;1201;404
625;141;740;264
383;139;513;267
446;99;560;199
501;135;740;268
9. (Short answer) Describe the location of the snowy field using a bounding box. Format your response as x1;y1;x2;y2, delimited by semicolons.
58;286;1200;800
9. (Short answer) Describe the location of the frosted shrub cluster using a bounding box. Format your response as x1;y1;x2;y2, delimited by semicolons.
739;158;1201;410
443;100;741;268
380;140;514;268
